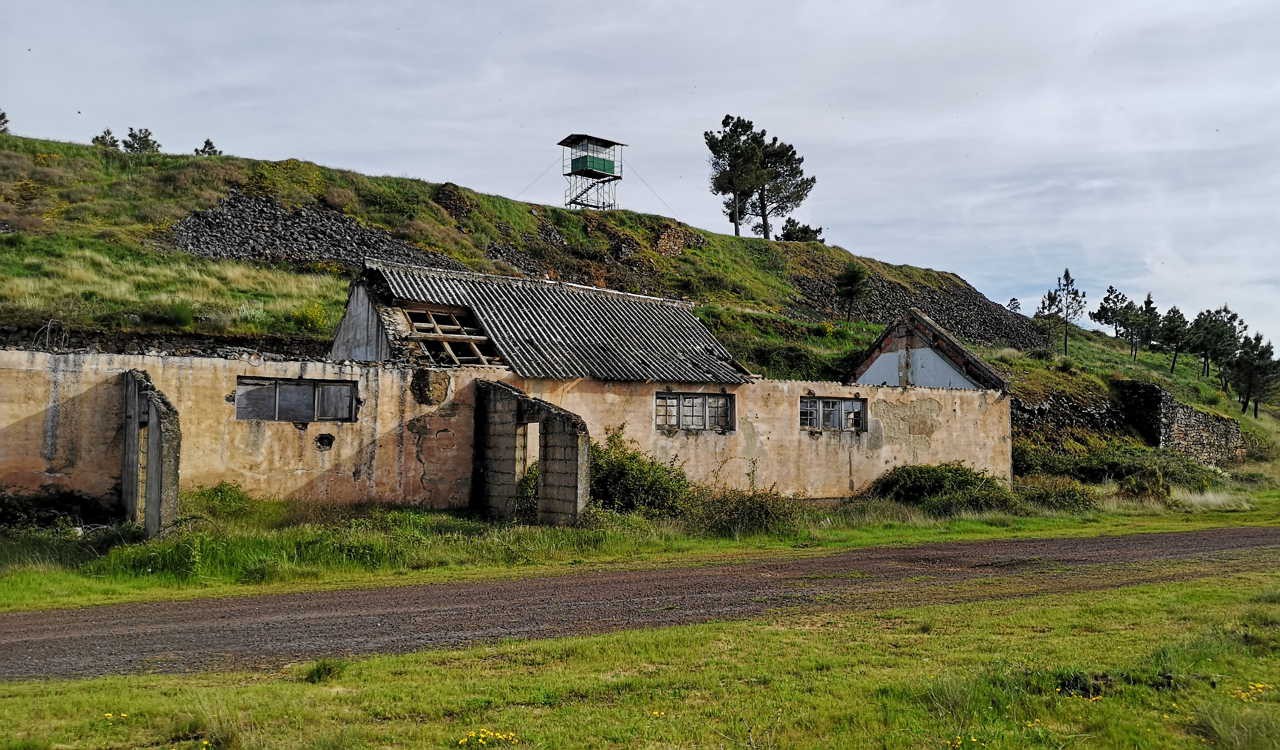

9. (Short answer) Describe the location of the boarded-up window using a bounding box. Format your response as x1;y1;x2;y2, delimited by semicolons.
800;397;866;432
234;378;358;423
654;392;734;432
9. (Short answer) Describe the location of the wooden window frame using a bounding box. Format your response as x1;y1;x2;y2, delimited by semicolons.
799;396;867;433
235;377;358;423
655;391;735;433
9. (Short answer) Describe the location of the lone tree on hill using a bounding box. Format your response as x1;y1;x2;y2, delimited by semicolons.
194;138;221;156
122;127;160;154
91;128;120;150
1007;298;1021;313
0;110;9;134
749;134;816;240
1036;268;1087;356
1156;306;1190;373
834;260;870;322
779;218;823;243
1090;285;1130;337
704;115;816;240
705;115;764;237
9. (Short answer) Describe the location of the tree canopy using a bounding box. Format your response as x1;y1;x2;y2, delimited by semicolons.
704;115;815;240
1036;268;1087;355
122;127;160;154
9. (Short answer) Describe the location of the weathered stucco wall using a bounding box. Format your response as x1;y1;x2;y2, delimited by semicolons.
1;350;1010;508
517;377;1011;497
0;350;474;507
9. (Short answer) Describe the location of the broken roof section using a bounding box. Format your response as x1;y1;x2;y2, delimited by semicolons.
847;307;1008;392
364;261;752;384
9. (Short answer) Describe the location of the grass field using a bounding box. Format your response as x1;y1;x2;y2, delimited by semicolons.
2;485;1275;614
2;570;1276;749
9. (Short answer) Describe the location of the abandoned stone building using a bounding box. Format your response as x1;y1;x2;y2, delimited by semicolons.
0;261;1012;531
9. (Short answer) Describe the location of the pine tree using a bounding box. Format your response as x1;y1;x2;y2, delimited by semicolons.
1157;306;1190;372
1037;269;1087;355
748;134;816;240
0;109;9;135
1129;293;1161;361
704;115;815;240
122;127;160;154
1228;333;1277;417
1189;305;1247;386
704;116;763;237
1089;285;1129;337
193;138;221;156
91;128;120;150
778;218;823;243
1007;298;1021;313
833;261;869;322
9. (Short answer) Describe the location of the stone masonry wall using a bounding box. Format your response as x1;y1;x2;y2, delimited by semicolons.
1113;380;1245;465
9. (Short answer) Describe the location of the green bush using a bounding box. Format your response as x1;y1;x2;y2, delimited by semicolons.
142;300;195;328
678;485;800;537
866;463;1023;517
1013;440;1217;491
1117;468;1173;502
589;431;691;516
1014;474;1099;513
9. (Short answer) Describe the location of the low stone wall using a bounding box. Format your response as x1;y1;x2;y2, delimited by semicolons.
1113;381;1245;465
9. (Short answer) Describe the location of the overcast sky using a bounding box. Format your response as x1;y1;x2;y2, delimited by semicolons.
4;1;1279;339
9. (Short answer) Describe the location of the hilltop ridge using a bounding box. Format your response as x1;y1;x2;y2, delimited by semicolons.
0;133;1039;378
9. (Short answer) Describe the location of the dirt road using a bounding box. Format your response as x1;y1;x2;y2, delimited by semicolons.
2;526;1277;680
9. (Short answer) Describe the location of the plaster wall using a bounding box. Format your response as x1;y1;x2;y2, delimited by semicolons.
518;377;1010;497
1;350;1010;507
0;350;474;507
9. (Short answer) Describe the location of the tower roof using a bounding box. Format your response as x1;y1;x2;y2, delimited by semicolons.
557;133;627;148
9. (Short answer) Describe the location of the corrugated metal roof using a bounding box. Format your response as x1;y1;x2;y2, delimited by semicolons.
368;262;751;384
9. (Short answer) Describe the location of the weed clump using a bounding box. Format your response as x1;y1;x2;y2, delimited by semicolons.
679;485;801;538
866;463;1024;517
302;658;348;684
188;482;253;519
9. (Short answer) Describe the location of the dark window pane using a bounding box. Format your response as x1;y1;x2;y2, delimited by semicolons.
316;383;355;421
276;382;315;422
235;381;277;420
707;395;732;430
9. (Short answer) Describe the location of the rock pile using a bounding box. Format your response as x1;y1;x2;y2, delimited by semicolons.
172;190;465;271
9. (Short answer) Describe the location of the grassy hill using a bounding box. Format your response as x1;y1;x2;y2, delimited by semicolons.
0;133;1037;380
1;132;1274;456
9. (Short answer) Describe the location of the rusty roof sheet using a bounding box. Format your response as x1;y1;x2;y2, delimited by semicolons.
367;262;751;384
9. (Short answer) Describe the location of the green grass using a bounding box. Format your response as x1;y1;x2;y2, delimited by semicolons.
0;233;346;335
2;570;1277;748
0;132;984;377
1;487;1276;613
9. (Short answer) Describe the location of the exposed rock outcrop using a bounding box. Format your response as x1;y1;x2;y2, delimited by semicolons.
173;190;466;270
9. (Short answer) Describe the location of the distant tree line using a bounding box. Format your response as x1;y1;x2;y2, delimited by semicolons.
1034;271;1278;416
89;125;221;156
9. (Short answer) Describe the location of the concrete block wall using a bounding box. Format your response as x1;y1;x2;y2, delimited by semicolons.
474;380;590;525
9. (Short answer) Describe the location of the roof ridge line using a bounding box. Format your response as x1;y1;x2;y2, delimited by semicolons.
366;259;695;309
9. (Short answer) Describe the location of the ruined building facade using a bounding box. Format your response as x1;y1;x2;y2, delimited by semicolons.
0;263;1012;529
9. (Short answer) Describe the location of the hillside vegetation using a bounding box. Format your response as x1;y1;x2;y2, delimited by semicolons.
0;133;1035;379
1;133;1273;453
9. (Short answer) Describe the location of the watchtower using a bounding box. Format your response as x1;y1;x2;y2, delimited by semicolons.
559;134;624;210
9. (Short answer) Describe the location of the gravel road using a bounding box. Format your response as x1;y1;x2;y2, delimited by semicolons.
2;526;1277;680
